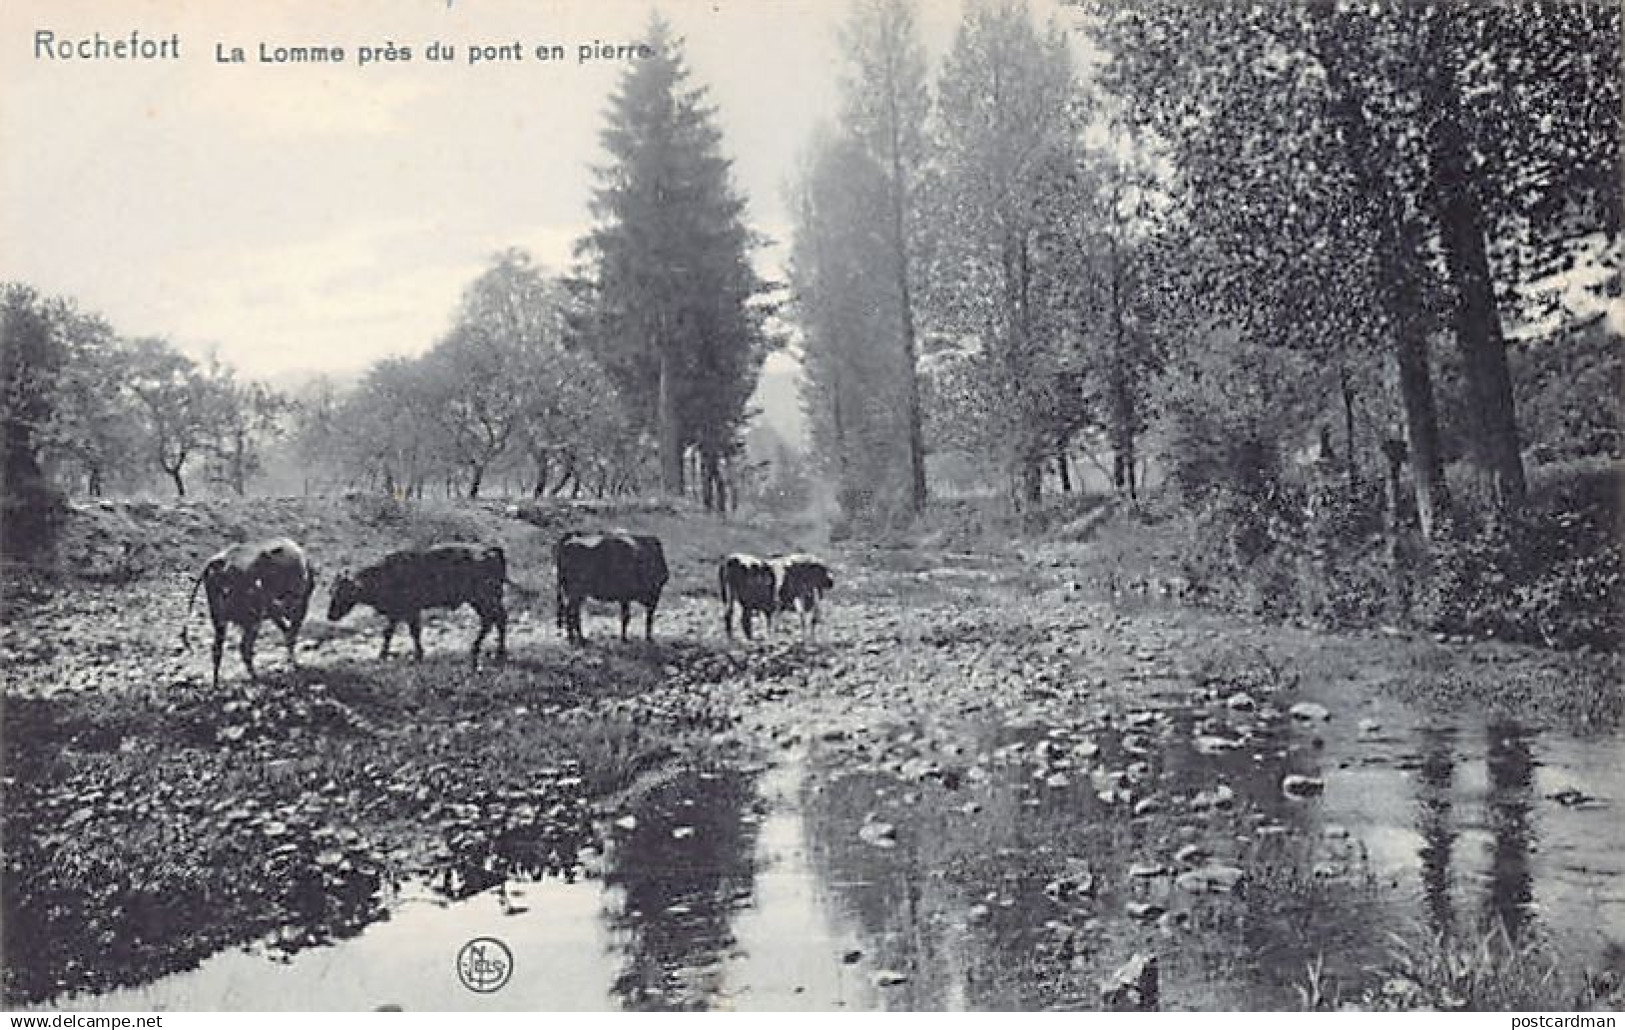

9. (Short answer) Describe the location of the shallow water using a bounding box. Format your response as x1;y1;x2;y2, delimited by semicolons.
45;662;1625;1011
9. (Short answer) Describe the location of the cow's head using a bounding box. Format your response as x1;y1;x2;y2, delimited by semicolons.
327;571;360;622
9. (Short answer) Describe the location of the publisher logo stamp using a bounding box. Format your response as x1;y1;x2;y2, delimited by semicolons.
457;936;513;993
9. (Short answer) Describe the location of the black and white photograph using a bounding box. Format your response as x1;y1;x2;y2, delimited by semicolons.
1;0;1621;1015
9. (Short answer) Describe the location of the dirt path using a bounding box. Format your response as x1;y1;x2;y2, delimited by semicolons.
4;538;1621;1010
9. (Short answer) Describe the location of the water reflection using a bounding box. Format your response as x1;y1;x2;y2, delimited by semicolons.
601;769;760;1010
1484;722;1536;941
1416;726;1457;939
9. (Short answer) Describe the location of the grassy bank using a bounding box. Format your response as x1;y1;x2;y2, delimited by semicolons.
0;494;798;1005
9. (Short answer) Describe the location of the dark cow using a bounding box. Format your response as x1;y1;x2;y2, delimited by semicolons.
183;537;318;687
771;553;835;637
555;531;668;643
719;552;778;640
327;543;508;667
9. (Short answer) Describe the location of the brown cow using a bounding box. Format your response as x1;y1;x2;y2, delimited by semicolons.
327;543;509;668
720;552;777;640
183;537;318;687
555;531;668;643
770;553;834;638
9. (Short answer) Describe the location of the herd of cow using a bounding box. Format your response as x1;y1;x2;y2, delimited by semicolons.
181;532;836;686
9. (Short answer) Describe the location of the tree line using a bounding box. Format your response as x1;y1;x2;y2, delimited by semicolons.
2;15;775;559
792;0;1619;534
0;283;287;502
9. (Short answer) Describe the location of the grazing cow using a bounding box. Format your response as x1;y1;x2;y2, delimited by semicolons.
183;537;318;687
327;543;508;668
555;531;668;643
770;554;835;638
719;552;778;640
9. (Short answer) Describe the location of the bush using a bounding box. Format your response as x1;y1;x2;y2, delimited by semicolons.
1415;515;1622;650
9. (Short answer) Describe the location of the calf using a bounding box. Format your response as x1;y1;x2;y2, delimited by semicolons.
183;537;318;687
771;554;835;638
327;543;508;668
556;531;668;643
719;552;778;640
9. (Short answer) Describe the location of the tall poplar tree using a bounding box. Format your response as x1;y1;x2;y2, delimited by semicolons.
837;0;932;513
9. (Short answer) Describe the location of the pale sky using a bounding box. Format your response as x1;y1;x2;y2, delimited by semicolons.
1;0;1011;382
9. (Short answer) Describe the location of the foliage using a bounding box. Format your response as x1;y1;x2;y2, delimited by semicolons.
1413;493;1622;651
0;284;73;559
923;0;1077;504
580;16;773;505
834;0;933;512
790;128;914;524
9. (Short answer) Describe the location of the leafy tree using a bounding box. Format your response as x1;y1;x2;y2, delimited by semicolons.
425;251;573;498
582;16;772;507
123;337;222;497
1089;0;1620;531
836;0;933;512
0;284;75;557
47;326;142;498
287;374;348;494
1089;2;1455;534
790;129;914;522
200;357;287;497
334;357;445;498
926;0;1076;507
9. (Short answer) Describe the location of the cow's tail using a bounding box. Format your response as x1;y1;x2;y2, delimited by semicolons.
180;562;214;650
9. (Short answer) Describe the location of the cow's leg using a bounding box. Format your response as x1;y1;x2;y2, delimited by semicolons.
494;606;507;662
239;622;260;682
743;607;755;641
644;601;656;641
408;615;424;663
619;601;631;641
725;599;735;639
471;617;490;670
211;621;228;688
567;599;584;644
282;612;302;667
380;620;397;659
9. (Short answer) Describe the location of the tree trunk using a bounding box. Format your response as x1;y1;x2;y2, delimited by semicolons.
1021;455;1043;509
1314;15;1450;537
887;139;928;515
168;465;187;497
1057;448;1072;494
1391;268;1450;539
1108;210;1139;504
532;452;550;498
700;451;716;511
1423;10;1526;512
1340;364;1358;490
467;464;484;499
657;348;683;496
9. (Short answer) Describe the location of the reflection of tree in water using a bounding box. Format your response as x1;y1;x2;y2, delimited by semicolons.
1415;726;1458;940
1483;722;1536;941
601;769;760;1011
800;766;970;1009
798;731;1141;1010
